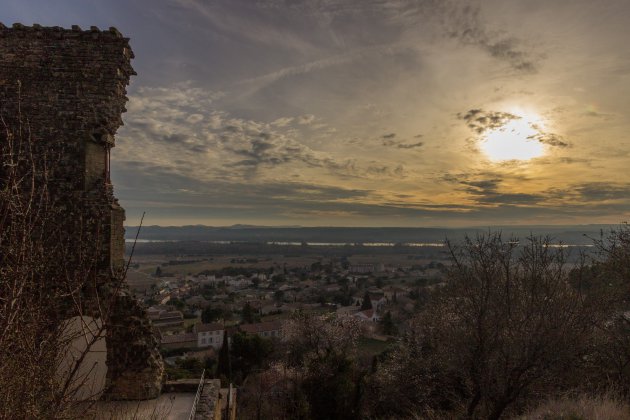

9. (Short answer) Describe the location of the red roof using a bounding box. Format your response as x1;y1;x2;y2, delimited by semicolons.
195;322;224;333
355;309;374;319
160;333;196;344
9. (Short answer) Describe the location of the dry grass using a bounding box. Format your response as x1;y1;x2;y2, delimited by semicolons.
518;394;630;420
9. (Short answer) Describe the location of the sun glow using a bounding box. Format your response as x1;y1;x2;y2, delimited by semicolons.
480;115;546;162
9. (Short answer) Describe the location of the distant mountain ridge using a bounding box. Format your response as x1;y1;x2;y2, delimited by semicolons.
124;224;618;245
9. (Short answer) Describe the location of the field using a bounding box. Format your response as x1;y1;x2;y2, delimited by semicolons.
124;242;452;293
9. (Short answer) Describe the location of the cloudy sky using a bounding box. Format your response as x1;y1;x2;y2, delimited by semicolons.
4;0;630;226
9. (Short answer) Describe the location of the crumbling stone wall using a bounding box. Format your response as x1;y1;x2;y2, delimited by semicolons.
0;23;163;400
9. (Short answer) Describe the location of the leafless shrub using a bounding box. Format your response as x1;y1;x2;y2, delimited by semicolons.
517;392;630;420
238;312;362;419
579;223;630;395
369;233;601;420
282;311;360;368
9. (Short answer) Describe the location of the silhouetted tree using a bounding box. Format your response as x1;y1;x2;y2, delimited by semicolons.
216;330;231;382
273;290;285;303
201;306;223;323
446;234;596;419
381;311;396;335
281;312;363;419
369;234;598;419
230;332;274;382
360;291;372;311
581;224;630;393
242;302;256;324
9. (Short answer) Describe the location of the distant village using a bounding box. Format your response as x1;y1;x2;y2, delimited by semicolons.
135;255;447;373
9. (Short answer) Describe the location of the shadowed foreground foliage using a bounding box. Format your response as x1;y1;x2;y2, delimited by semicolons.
233;230;630;419
365;232;630;419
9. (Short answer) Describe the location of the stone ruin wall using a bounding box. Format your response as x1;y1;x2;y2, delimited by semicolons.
0;23;163;400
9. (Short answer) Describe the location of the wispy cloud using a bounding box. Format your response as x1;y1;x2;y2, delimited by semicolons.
530;132;569;148
117;83;410;187
458;109;519;134
233;43;415;96
458;108;569;148
395;142;424;149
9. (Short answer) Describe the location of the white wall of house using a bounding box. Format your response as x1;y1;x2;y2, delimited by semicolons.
197;329;224;349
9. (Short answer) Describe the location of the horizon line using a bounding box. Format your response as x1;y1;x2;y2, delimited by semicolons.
123;223;625;229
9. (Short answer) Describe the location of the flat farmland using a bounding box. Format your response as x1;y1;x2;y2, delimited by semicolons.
348;253;448;267
133;254;323;277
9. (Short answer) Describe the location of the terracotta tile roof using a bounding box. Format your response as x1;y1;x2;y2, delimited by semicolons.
195;322;224;333
355;309;374;319
160;332;196;344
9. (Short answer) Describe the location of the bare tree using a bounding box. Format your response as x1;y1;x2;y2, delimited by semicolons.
238;312;363;419
371;233;598;419
447;234;597;419
581;224;630;394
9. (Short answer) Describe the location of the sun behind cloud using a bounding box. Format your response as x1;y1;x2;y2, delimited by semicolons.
459;109;552;162
480;116;546;162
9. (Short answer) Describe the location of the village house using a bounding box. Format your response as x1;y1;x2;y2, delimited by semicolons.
367;288;387;310
350;289;387;313
261;303;285;315
185;295;210;308
147;307;185;331
239;320;284;339
226;276;253;289
195;322;225;349
349;263;385;274
353;308;380;322
382;285;410;301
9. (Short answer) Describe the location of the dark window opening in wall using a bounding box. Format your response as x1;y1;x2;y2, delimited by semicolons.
85;137;109;190
105;146;111;184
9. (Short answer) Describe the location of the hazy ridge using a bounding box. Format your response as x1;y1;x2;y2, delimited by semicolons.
124;224;617;245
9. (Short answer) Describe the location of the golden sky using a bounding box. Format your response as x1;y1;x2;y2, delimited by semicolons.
4;0;630;226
